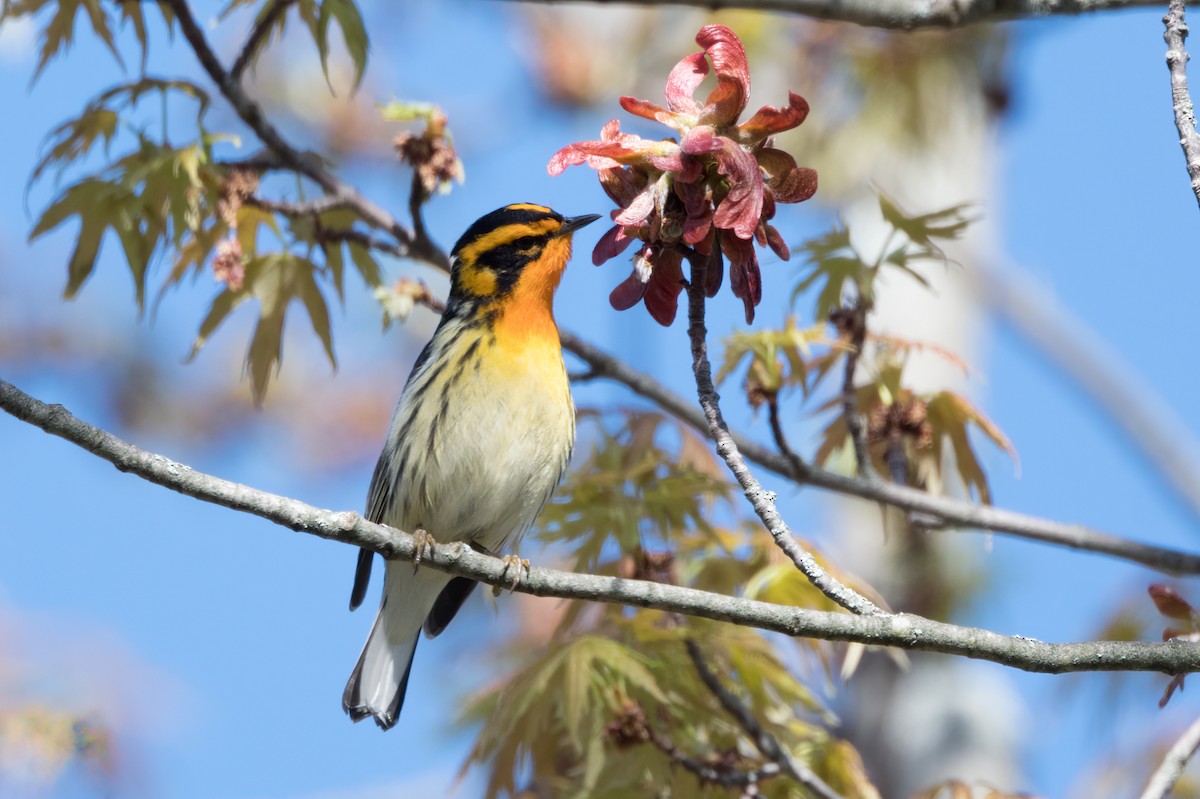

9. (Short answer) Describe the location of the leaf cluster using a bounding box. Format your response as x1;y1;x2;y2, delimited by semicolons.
459;411;890;797
220;0;368;91
13;1;469;402
722;196;1012;503
812;359;1015;504
792;193;973;322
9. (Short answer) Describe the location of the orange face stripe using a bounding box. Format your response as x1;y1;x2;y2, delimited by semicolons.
456;219;560;268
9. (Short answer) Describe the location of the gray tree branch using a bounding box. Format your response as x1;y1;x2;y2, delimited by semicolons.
515;0;1162;31
683;249;883;617
687;640;844;799
1165;0;1200;210
163;0;1200;580
3;376;1200;675
558;322;1200;577
1139;713;1200;799
160;0;449;268
2;376;1200;676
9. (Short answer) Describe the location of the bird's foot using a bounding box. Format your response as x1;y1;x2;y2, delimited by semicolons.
495;555;530;594
411;527;437;573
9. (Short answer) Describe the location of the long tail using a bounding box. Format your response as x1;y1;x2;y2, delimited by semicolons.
343;565;452;730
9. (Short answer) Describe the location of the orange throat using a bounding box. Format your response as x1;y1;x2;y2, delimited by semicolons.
494;236;572;342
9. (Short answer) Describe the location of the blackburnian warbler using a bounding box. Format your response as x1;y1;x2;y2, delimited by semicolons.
343;203;599;729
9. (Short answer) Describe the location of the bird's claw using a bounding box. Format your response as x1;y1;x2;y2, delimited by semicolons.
494;555;530;594
411;528;436;573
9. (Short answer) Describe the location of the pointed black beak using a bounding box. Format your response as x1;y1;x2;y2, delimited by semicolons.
556;213;602;237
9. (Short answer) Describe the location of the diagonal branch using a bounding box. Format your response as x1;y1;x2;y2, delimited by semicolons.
159;0;449;269
1165;0;1200;210
4;375;1200;675
553;317;1200;578
229;0;296;84
683;249;882;617
837;303;874;478
514;0;1162;30
158;0;1200;581
1139;713;1200;799
687;640;844;799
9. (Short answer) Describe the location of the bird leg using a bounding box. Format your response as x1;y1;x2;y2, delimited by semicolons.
495;554;531;594
410;527;436;574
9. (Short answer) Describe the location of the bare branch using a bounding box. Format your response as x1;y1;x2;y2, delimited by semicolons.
981;263;1200;525
558;321;1200;577
1139;714;1200;799
766;396;807;480
513;0;1162;30
1165;0;1200;210
5;376;1200;675
245;194;356;217
229;0;296;84
161;0;1200;582
610;704;787;788
683;248;882;617
687;640;844;799
837;304;874;478
159;0;449;269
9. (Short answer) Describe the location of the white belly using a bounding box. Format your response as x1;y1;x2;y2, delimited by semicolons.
371;327;574;554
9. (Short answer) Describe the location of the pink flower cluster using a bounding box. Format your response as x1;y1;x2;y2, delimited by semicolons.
549;25;817;324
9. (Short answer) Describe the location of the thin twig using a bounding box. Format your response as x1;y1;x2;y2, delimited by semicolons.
682;248;882;617
245;194;356;217
686;640;843;799
159;0;449;269
839;304;874;478
1139;713;1200;799
766;396;807;481
229;0;296;84
180;0;1200;582
1165;0;1200;210
6;376;1200;674
514;0;1162;29
391;271;1200;579
553;322;1200;578
643;720;785;788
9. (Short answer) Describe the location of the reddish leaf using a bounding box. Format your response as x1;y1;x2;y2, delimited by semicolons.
1149;584;1196;621
592;225;636;266
738;91;810;140
696;25;749;126
609;271;647;311
664;52;706;114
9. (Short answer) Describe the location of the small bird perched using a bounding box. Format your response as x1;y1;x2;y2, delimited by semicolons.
343;203;599;730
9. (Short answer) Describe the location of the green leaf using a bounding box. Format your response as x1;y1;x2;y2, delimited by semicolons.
12;0;123;80
347;241;382;288
717;317;827;396
294;263;337;368
239;253;336;404
187;287;250;362
30;179;139;300
32;107;118;184
315;0;369;93
878;192;975;249
924;391;1017;504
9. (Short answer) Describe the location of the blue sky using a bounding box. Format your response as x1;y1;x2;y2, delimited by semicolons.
2;2;1200;797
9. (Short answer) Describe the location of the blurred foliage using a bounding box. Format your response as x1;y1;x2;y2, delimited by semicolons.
0;705;116;791
459;411;891;797
3;0;459;403
909;780;1045;799
719;196;1012;503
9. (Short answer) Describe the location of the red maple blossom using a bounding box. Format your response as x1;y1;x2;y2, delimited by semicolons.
549;25;817;324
